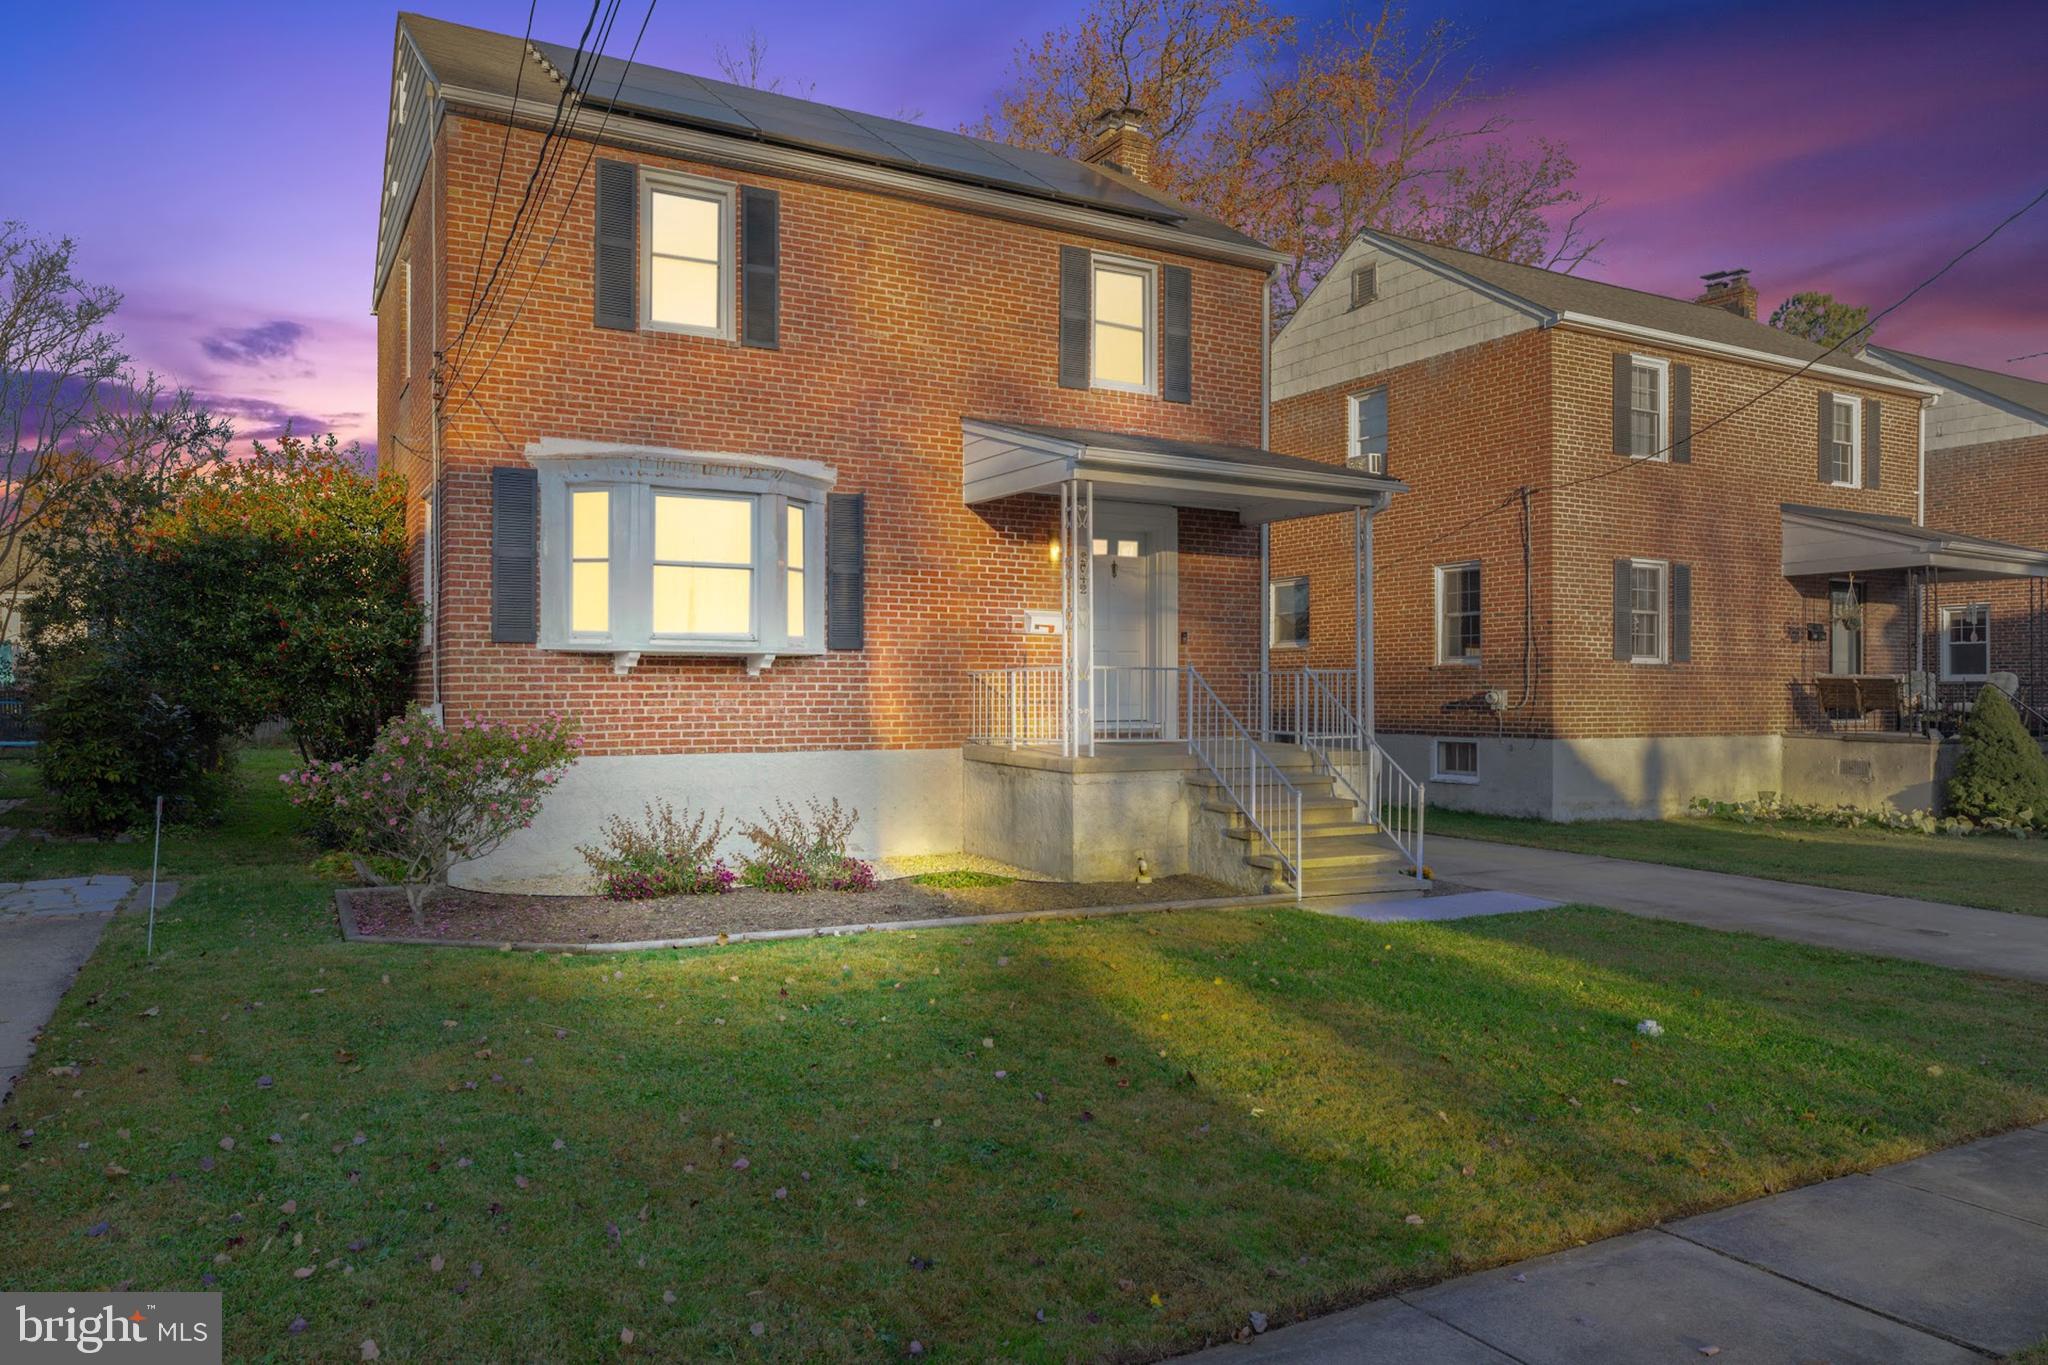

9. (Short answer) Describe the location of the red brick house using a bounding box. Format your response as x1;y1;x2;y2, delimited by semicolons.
375;15;1413;895
1266;231;2048;819
1864;347;2048;722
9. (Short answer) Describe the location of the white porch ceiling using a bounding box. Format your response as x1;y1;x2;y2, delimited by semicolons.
1781;503;2048;581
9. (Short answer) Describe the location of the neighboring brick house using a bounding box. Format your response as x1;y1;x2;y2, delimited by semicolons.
1864;347;2048;717
375;15;1406;892
1266;231;2048;819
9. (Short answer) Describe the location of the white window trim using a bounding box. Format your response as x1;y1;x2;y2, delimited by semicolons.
1432;739;1480;784
1433;561;1481;666
1268;576;1308;650
528;439;834;667
640;169;736;341
1628;557;1670;665
1627;354;1669;462
1089;253;1158;395
1939;603;1990;681
1826;392;1862;487
1347;386;1388;475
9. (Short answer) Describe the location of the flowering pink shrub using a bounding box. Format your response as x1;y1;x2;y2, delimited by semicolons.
284;708;580;924
736;797;876;894
577;800;733;899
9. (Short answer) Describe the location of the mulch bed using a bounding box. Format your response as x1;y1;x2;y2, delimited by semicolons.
342;874;1239;946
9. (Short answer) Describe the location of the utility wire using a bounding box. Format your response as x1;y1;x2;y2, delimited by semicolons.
463;0;540;321
1379;181;2048;570
445;0;605;365
450;0;658;413
446;0;625;384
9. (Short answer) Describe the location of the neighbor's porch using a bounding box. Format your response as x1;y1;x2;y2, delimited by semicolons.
1782;503;2048;738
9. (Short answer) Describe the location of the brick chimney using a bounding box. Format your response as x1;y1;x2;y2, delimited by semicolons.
1695;268;1758;321
1082;106;1154;184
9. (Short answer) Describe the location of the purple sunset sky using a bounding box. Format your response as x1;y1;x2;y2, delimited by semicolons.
11;0;2045;458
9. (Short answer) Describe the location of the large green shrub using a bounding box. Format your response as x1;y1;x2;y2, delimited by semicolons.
1946;685;2048;824
30;641;233;833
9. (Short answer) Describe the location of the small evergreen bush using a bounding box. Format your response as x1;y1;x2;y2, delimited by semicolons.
1946;686;2048;824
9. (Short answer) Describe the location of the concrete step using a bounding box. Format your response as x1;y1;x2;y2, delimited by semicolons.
1246;840;1403;871
1294;868;1424;897
1205;797;1366;829
1185;770;1334;798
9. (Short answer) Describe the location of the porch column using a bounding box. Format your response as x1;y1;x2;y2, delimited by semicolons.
1355;504;1376;742
1059;479;1095;758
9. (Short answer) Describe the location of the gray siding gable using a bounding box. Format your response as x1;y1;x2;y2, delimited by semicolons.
1863;348;2048;451
1271;236;1539;401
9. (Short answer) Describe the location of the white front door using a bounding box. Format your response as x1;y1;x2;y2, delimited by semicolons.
1091;504;1175;736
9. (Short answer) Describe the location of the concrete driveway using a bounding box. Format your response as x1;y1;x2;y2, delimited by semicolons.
1425;835;2048;982
0;877;132;1104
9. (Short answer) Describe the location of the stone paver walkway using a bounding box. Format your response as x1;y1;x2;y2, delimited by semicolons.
0;876;132;1104
1184;1122;2048;1364
1424;835;2048;982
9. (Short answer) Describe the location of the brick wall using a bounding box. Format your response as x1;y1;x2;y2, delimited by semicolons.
1926;434;2048;681
377;116;1268;756
1270;321;1928;740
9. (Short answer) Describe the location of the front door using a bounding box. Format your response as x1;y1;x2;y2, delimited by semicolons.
1091;505;1174;737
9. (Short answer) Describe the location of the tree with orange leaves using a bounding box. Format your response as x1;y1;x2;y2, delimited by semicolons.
978;1;1601;326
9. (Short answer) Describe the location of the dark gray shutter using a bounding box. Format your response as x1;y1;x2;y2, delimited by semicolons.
1611;353;1632;454
490;466;538;644
826;492;865;651
1058;247;1090;389
1162;264;1192;404
1671;563;1692;663
1863;398;1881;489
740;186;780;349
1612;560;1632;661
593;159;638;331
1670;363;1692;463
1817;390;1833;482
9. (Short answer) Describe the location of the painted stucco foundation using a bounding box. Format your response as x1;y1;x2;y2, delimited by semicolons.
1382;730;1961;821
454;748;966;892
963;748;1195;883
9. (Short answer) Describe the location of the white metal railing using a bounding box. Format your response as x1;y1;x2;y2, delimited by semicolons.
970;665;1182;750
1185;666;1305;899
1253;666;1425;884
969;667;1065;749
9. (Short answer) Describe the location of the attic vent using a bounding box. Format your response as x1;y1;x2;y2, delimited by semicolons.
1349;263;1378;311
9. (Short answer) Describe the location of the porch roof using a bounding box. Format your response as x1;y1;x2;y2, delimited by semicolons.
962;419;1406;524
1782;503;2048;581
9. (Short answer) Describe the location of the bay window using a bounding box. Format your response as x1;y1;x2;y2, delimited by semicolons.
532;442;833;669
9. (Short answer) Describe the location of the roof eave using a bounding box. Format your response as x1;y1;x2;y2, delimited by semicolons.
435;83;1290;271
1553;313;1941;398
1864;346;2048;425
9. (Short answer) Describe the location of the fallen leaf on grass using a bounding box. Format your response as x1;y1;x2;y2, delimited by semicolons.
292;1266;314;1279
360;1339;379;1361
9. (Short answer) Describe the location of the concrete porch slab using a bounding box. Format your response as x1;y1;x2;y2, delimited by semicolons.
1672;1172;2048;1356
1402;1228;1979;1365
1177;1295;1515;1364
1303;889;1558;922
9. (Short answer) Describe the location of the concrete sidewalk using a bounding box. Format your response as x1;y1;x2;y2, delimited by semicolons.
0;876;132;1105
1184;1122;2048;1364
1424;835;2048;982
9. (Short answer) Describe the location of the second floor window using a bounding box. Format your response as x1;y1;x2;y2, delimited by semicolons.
643;173;734;338
1627;356;1668;459
1823;394;1860;486
1435;562;1481;664
1348;387;1388;474
1091;257;1156;392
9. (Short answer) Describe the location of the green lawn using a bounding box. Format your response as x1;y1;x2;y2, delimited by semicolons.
4;755;2048;1360
1430;806;2048;917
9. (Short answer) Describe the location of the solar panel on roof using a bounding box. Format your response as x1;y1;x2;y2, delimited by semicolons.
527;35;1182;225
712;86;914;165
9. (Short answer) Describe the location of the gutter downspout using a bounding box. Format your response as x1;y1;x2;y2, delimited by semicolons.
427;133;445;724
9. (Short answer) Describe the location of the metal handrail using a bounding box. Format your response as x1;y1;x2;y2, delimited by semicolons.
1185;666;1305;899
968;667;1064;749
1261;667;1426;884
1091;665;1183;746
